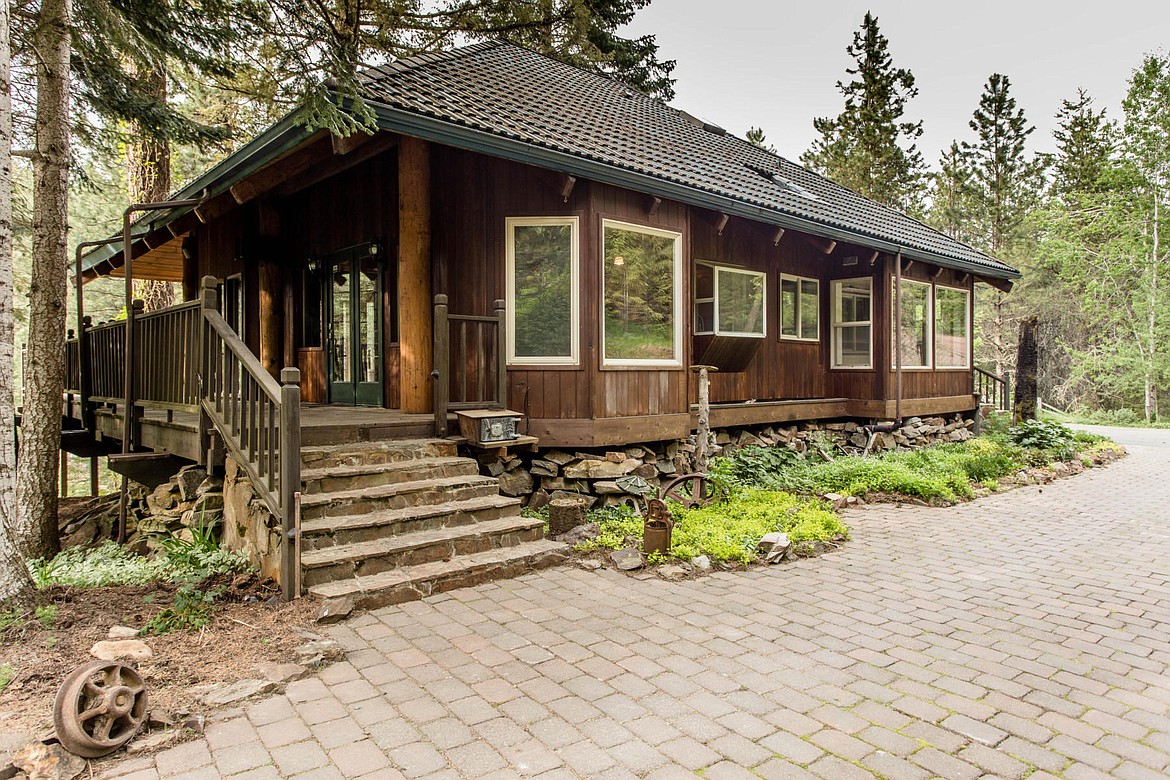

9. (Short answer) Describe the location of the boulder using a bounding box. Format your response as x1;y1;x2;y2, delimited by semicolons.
10;741;86;779
544;450;574;466
200;679;276;706
90;639;152;662
107;625;139;640
315;596;354;624
690;555;711;571
294;639;344;665
529;460;559;477
176;466;209;502
610;548;643;571
563;459;638;480
592;481;624;495
497;469;534;497
527;490;550;512
553;523;600;545
254;662;309;683
757;532;791;564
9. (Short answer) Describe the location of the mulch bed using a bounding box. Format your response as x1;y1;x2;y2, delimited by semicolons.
0;574;317;738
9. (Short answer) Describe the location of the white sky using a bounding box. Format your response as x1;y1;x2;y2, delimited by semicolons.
622;0;1170;164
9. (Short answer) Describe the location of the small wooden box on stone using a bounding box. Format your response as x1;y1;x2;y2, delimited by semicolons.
548;496;589;536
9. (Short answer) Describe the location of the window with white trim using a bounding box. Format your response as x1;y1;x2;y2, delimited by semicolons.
506;217;579;365
694;262;766;338
831;277;872;368
602;220;683;366
934;286;971;368
779;274;819;341
891;279;932;369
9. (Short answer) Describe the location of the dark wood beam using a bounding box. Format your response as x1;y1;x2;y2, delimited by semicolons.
227;133;333;205
646;195;662;218
716;213;730;236
869;250;880;267
976;275;1014;293
772;227;785;246
560;174;577;203
272;132;400;199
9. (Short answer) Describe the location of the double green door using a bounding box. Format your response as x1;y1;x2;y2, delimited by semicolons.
327;245;383;406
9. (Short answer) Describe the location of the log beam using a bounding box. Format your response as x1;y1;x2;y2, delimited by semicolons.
398;136;433;413
258;257;283;378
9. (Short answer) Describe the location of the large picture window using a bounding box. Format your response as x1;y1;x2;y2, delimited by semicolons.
780;274;819;341
892;279;932;369
506;217;579;365
831;278;872;368
935;286;971;368
602;220;683;366
694;262;766;338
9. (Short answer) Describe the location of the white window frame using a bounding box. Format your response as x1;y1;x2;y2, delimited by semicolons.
779;273;820;342
601;219;684;368
505;216;580;366
933;284;972;369
694;261;767;339
891;278;933;370
831;277;873;369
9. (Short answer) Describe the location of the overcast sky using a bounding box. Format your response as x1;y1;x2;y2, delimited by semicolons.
622;1;1170;165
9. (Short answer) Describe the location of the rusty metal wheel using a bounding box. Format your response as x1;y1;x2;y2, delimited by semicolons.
660;473;719;509
53;660;148;758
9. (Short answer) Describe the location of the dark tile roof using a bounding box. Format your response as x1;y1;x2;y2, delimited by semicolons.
358;41;1017;279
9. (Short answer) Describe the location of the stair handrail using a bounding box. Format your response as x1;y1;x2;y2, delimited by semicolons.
198;276;301;601
973;365;1012;413
432;294;507;436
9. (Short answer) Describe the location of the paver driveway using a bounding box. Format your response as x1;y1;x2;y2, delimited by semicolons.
104;439;1170;780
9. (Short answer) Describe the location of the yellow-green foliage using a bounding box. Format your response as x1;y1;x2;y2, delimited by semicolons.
669;490;847;563
576;491;847;565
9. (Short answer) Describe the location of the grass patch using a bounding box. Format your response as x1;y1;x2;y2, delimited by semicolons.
576;491;847;564
0;664;13;692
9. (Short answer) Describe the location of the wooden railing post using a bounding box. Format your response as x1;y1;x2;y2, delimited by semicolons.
78;315;93;431
279;367;301;601
493;298;507;408
198;276;219;467
122;299;145;452
433;294;449;436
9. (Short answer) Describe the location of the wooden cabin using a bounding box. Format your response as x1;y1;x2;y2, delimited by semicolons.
65;42;1019;601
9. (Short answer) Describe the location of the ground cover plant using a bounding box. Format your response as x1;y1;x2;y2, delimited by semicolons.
573;489;848;565
718;417;1115;504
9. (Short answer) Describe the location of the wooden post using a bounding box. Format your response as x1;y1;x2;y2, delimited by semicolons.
494;298;507;408
59;451;68;497
259;259;282;378
894;252;903;423
691;365;718;473
433;294;449;436
181;237;199;301
198;276;219;467
89;457;98;496
279;367;301;601
398;136;433;413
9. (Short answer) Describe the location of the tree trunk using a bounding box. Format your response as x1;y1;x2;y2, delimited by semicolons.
0;0;35;605
128;66;174;312
1013;316;1039;423
15;0;71;560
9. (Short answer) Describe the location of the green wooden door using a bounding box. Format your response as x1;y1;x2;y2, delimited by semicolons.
327;246;383;406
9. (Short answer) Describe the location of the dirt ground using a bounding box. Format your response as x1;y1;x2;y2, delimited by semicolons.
0;574;317;738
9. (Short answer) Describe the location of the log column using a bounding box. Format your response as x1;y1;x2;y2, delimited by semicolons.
397;136;433;413
259;258;283;378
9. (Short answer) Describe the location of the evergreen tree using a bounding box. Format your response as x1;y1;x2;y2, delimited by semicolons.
961;73;1046;377
800;12;924;211
1052;89;1114;198
928;142;977;244
746;127;775;153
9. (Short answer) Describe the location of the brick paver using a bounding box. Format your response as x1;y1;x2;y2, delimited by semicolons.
99;441;1170;778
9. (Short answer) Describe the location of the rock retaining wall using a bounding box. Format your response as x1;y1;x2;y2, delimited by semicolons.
473;413;976;508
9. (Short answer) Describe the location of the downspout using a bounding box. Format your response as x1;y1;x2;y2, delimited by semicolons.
117;196;204;543
894;251;903;425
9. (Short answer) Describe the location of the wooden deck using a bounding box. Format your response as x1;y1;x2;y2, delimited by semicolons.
78;404;442;463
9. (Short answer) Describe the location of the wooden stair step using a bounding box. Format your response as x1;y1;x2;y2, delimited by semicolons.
300;515;546;585
300;456;477;493
300;494;521;548
307;540;569;609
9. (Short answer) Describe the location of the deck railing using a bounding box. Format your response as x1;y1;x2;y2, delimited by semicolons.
136;300;201;412
432;294;507;436
198;277;301;601
974;366;1012;413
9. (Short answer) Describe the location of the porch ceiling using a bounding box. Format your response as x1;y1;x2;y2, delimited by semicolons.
88;235;186;283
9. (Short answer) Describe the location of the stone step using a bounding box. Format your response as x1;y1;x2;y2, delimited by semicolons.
300;438;458;469
300;515;547;587
307;540;569;610
301;494;522;549
298;474;500;521
300;456;478;494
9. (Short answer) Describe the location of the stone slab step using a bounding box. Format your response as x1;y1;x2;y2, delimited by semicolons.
300;456;478;494
300;438;458;469
300;515;547;586
301;494;522;549
299;474;499;521
307;540;569;610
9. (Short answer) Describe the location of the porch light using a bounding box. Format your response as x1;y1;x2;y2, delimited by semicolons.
613;255;625;266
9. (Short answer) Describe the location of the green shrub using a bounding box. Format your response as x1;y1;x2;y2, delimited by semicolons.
34;604;58;628
0;664;13;692
141;584;224;635
1009;419;1078;461
574;505;644;554
30;542;165;588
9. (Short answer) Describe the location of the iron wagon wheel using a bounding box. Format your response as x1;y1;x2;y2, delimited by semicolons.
660;473;719;509
54;660;148;758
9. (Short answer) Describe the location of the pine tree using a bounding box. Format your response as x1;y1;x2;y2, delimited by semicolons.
1052;89;1114;198
746;127;776;153
800;12;924;211
929;142;977;244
